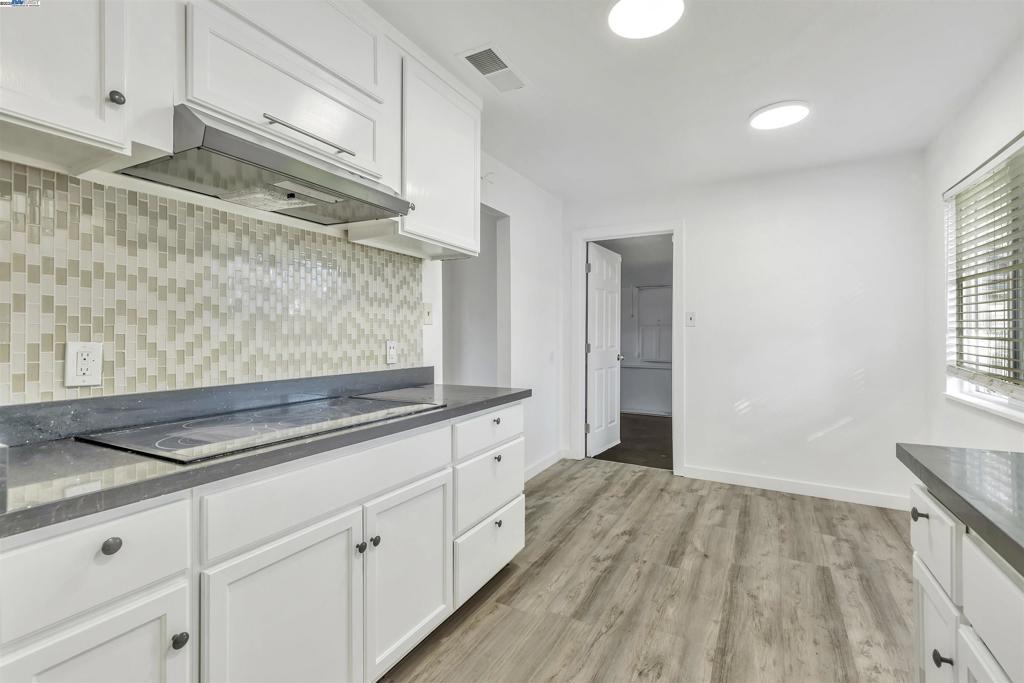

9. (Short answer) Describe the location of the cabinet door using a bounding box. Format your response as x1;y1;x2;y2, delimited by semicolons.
402;57;481;254
364;469;453;680
202;508;364;683
0;0;127;150
186;1;395;182
0;582;190;683
958;625;1011;683
914;554;960;683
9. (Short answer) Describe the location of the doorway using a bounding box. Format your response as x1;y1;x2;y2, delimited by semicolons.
442;204;511;385
586;235;674;470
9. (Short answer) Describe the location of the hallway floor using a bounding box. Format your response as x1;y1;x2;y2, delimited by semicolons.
594;413;672;470
382;458;914;682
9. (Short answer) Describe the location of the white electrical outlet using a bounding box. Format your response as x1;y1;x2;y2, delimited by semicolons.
423;302;433;326
65;341;103;387
386;340;398;365
685;312;696;328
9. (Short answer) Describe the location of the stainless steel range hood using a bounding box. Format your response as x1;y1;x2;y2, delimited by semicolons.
117;105;411;225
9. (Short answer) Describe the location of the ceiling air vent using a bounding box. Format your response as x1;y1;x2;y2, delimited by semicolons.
462;46;525;93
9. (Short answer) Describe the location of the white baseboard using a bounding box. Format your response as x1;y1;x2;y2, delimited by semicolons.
676;464;910;510
526;449;567;481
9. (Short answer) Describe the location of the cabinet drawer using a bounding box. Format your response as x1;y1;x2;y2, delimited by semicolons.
454;438;524;535
201;425;451;563
911;484;964;603
0;499;190;645
959;625;1012;683
187;2;390;180
453;404;524;461
454;495;525;607
914;553;960;683
962;534;1024;683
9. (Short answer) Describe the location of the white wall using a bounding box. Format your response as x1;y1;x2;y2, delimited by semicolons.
923;39;1024;451
424;153;566;478
567;152;929;508
443;211;499;385
482;153;568;477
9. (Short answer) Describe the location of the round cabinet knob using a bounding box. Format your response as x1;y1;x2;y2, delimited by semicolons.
617;353;624;361
356;541;368;554
493;417;502;425
494;454;503;463
100;537;123;556
910;507;930;522
370;535;381;547
171;632;190;650
495;519;503;528
931;649;953;668
108;90;127;105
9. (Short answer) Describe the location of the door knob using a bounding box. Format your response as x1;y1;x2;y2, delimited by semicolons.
356;541;367;554
616;353;624;361
108;90;126;105
101;537;123;556
370;535;381;547
494;519;503;528
493;417;502;425
494;453;503;462
931;649;953;668
910;507;930;522
171;632;190;650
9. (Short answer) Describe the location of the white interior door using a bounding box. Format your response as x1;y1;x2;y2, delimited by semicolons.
587;242;622;457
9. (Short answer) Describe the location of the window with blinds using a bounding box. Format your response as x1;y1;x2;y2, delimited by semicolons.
948;147;1024;398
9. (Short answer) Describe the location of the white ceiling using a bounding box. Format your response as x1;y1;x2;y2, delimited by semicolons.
370;0;1024;204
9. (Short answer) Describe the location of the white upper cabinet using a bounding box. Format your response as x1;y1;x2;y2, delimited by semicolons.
0;0;129;156
185;0;400;185
400;56;482;255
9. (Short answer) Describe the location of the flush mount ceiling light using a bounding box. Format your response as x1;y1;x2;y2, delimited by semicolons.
749;101;811;130
608;0;685;39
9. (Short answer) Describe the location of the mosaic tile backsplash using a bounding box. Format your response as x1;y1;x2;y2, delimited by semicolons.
0;159;423;405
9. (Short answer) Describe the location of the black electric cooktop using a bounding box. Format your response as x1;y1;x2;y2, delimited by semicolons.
79;396;445;463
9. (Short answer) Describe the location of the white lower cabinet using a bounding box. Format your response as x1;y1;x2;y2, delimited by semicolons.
454;495;526;607
959;625;1011;683
0;581;190;683
363;469;453;680
914;553;960;683
1;404;526;683
201;508;364;683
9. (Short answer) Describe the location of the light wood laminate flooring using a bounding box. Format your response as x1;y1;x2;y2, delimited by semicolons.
382;458;913;683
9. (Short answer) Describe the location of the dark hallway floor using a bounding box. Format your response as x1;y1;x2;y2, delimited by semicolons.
593;413;672;470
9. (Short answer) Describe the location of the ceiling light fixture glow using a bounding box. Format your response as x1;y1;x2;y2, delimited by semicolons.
749;101;811;130
608;0;685;39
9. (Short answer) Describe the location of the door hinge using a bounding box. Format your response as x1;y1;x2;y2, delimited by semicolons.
586;342;592;353
586;262;592;273
585;423;591;434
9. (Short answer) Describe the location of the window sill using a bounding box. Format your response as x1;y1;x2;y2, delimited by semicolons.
944;389;1024;426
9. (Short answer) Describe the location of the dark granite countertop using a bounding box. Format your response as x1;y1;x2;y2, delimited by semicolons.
897;442;1024;577
1;384;530;538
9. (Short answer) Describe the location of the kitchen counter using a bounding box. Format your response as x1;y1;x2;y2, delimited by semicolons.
897;442;1024;576
1;383;530;538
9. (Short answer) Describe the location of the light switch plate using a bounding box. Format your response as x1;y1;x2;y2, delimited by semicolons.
423;302;433;326
64;341;103;387
685;312;696;328
385;340;398;365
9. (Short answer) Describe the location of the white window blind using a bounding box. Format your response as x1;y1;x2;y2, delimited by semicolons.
947;147;1024;398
